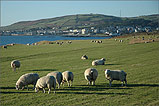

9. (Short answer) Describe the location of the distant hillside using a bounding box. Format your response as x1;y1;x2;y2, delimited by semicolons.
0;14;158;31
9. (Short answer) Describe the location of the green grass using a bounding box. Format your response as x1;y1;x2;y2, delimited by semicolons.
0;35;159;106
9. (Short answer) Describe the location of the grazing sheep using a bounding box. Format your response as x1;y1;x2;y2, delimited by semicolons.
104;69;127;87
62;71;74;86
68;41;72;44
91;40;95;42
84;68;98;85
81;55;88;60
119;40;123;42
92;58;106;66
2;45;7;49
47;71;63;89
35;76;56;94
11;60;20;71
16;73;39;90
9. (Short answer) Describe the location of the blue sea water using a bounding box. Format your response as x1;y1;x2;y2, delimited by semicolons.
0;35;111;46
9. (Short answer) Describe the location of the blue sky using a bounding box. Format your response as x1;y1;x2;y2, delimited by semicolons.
1;1;159;26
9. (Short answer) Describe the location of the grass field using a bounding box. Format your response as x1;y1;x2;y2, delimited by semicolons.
0;35;159;106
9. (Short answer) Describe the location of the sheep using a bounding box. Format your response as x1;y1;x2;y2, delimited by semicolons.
35;76;56;94
11;60;20;71
104;69;127;87
62;71;74;86
119;40;123;42
84;68;98;85
91;40;95;42
92;58;106;66
16;73;39;90
81;55;88;60
2;45;7;49
68;41;72;44
47;71;63;89
27;43;30;46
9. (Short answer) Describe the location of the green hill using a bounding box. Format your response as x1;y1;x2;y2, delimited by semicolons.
0;14;158;31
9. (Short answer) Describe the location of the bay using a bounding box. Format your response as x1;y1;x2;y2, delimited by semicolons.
0;35;111;46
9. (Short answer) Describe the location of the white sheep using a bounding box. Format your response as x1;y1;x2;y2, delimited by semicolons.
16;73;39;90
35;76;56;94
11;60;20;71
81;55;88;60
68;41;72;44
104;69;127;87
84;68;98;85
62;71;74;86
92;58;106;66
47;71;63;89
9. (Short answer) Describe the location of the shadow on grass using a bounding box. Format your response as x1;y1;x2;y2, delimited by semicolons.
1;87;35;90
105;63;120;66
127;84;159;87
1;87;16;89
1;91;33;94
57;91;131;95
58;84;131;92
26;69;57;71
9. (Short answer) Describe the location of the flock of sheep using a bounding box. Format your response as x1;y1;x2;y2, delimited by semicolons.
11;55;127;94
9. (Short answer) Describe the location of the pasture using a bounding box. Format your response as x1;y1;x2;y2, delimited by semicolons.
0;35;159;106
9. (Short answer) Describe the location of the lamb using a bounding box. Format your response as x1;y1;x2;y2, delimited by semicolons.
35;76;56;94
62;71;74;86
92;58;106;66
104;69;127;87
16;73;39;90
11;60;20;71
84;68;98;85
81;55;88;60
47;71;63;89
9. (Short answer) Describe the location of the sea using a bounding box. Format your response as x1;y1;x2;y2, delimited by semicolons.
0;35;111;46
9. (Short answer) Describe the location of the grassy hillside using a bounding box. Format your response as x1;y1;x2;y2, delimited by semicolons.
0;14;158;31
0;35;159;106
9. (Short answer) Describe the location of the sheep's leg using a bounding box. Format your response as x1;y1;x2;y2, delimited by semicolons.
13;68;16;72
54;87;56;94
22;86;25;90
27;85;29;90
48;88;51;94
58;83;60;89
70;80;73;86
67;81;70;87
43;88;46;93
121;81;124;86
33;84;35;90
92;81;95;85
89;81;91;85
109;80;112;87
125;79;127;87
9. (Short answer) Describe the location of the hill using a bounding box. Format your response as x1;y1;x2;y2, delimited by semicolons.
0;14;158;31
0;34;159;105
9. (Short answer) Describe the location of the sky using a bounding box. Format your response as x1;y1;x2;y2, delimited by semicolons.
1;1;159;26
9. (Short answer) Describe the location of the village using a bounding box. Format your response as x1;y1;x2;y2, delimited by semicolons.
0;25;158;36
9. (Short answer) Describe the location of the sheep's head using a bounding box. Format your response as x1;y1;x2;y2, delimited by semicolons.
15;85;19;90
101;58;106;61
15;82;23;90
105;69;110;75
